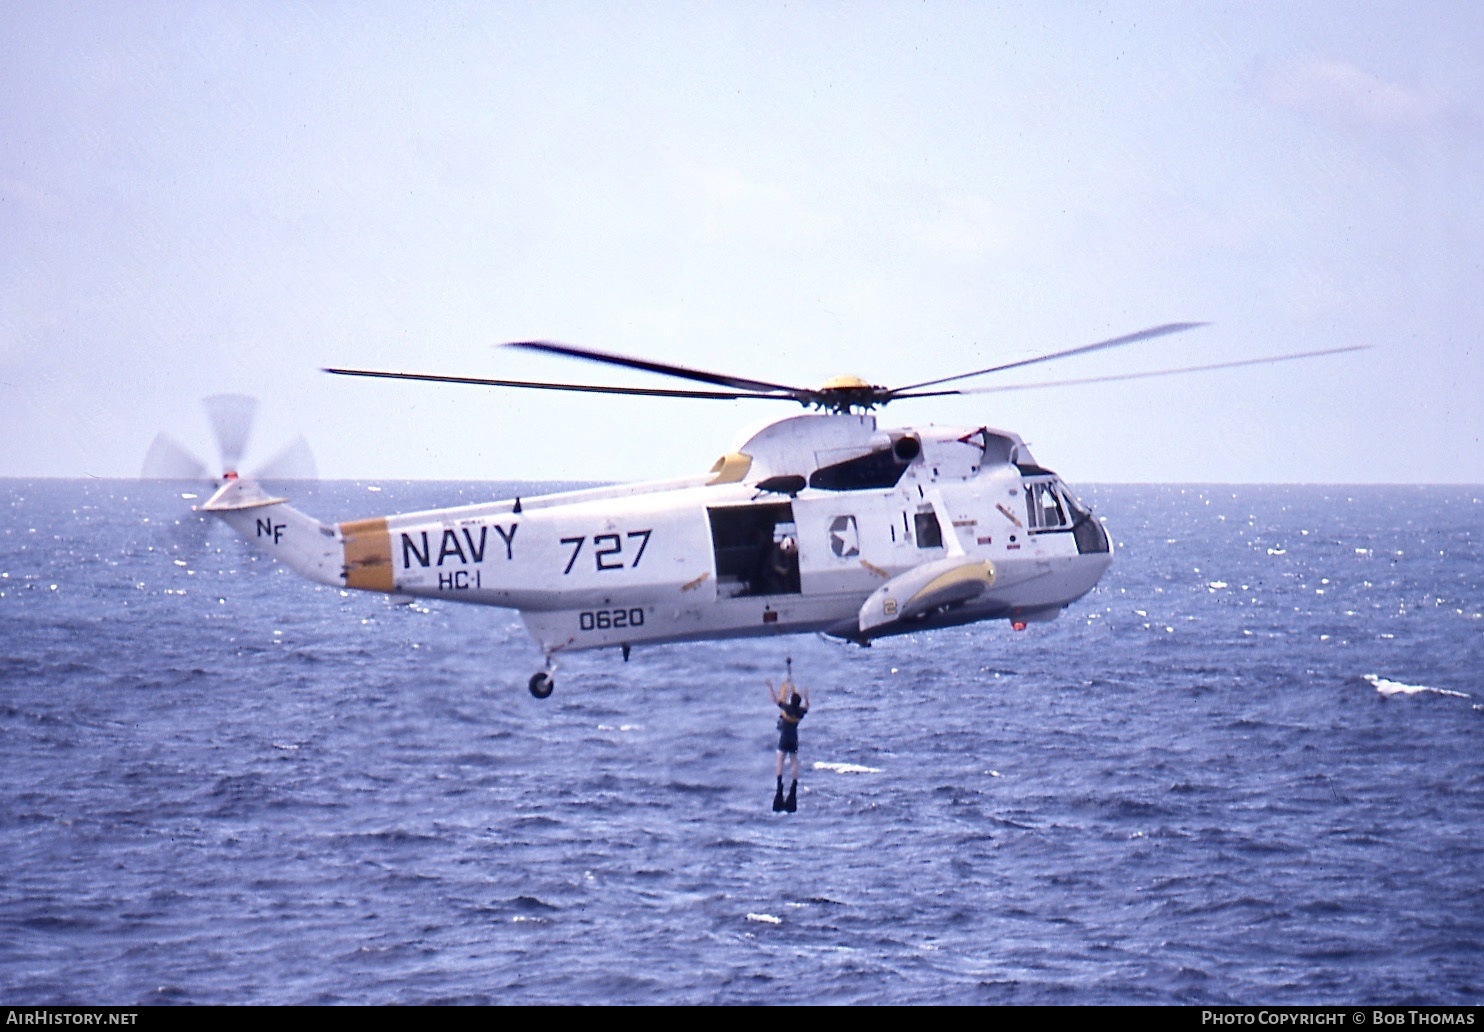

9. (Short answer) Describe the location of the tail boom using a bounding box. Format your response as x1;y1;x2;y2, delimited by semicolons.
201;478;344;588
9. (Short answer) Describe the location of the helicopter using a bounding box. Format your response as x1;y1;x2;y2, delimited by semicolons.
155;324;1363;698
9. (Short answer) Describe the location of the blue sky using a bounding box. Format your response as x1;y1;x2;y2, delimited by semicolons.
2;1;1480;484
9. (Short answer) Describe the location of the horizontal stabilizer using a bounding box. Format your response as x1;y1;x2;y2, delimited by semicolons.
200;477;287;512
858;557;996;635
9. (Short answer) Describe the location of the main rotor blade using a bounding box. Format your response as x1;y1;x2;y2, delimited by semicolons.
892;322;1208;395
324;367;800;403
505;340;804;395
202;394;258;474
890;345;1369;399
141;433;211;481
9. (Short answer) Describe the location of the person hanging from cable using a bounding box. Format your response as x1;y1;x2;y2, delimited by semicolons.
767;657;809;813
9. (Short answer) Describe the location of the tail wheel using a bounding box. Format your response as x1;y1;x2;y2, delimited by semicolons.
528;672;554;699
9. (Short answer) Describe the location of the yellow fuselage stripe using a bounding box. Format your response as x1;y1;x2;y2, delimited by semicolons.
340;517;394;593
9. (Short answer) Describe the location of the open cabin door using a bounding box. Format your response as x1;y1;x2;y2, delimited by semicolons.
706;503;801;598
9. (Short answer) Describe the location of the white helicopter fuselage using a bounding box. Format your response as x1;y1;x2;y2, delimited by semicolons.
203;413;1112;656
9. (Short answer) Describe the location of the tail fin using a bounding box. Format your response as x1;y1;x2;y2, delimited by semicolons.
200;477;344;588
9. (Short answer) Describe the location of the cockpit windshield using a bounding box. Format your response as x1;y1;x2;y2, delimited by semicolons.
1023;477;1108;554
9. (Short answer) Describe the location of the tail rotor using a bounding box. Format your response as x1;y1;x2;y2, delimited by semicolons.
140;395;317;566
141;394;317;485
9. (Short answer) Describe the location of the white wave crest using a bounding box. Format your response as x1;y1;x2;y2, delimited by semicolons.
746;912;782;924
813;761;881;774
1363;674;1470;700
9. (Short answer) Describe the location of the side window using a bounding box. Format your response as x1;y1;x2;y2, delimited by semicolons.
914;509;943;549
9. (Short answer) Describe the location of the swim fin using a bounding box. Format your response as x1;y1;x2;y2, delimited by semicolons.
772;778;785;812
784;780;797;813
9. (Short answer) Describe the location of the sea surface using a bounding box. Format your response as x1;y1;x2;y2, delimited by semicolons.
1;479;1480;1005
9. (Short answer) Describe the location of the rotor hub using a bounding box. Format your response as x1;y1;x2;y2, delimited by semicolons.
814;375;887;412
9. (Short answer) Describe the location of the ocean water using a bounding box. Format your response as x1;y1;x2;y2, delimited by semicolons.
1;479;1480;1005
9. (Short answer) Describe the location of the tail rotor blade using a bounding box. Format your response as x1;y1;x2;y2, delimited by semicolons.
202;394;257;474
253;435;319;484
141;433;211;481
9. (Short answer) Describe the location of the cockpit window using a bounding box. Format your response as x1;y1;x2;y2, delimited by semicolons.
1060;486;1092;521
1023;478;1107;552
1025;481;1069;530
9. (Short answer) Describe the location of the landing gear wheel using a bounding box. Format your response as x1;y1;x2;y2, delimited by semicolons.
528;671;554;699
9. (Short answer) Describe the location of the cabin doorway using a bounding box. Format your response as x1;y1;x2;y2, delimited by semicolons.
707;503;801;597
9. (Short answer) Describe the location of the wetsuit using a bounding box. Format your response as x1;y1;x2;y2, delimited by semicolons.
776;699;807;753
